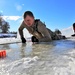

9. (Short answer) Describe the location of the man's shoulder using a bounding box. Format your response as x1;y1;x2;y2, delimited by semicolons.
35;19;40;21
21;21;25;25
37;20;46;27
35;19;43;25
21;21;26;27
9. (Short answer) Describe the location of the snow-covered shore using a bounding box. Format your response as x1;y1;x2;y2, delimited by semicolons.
0;37;75;45
0;38;21;44
67;37;75;41
0;38;31;44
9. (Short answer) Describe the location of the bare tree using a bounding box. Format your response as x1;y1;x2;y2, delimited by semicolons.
0;14;2;27
1;22;10;33
0;13;10;33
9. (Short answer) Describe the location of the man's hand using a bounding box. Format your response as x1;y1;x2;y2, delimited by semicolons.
21;37;26;43
31;36;39;42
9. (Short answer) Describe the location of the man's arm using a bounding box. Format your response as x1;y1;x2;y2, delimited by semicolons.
18;21;25;38
18;21;26;43
38;21;52;42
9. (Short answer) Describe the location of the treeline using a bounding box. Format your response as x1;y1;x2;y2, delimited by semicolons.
0;14;10;33
10;32;17;34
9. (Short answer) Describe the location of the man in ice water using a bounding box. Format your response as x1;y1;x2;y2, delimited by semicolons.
19;11;52;43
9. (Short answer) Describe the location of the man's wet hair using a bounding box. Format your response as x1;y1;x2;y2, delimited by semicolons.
23;11;34;19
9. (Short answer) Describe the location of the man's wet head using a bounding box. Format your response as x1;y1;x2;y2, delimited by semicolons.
24;11;34;27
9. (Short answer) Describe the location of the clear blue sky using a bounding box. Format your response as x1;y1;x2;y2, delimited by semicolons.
0;0;75;32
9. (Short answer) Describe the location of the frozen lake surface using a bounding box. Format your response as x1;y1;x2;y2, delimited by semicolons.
0;39;75;75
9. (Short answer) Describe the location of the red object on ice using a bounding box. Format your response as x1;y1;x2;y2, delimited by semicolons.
0;50;6;58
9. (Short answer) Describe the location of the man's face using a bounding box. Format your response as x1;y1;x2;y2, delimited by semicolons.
24;15;34;27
